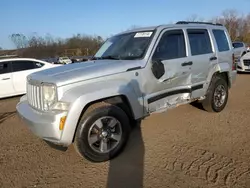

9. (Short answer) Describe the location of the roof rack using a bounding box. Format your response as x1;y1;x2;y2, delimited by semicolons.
176;21;223;26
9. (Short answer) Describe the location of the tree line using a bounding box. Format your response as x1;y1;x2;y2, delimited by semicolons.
6;9;250;59
8;33;104;58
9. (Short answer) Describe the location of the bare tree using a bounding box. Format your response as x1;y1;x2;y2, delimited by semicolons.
9;33;28;49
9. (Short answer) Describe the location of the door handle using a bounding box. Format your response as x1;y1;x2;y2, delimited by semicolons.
210;56;217;61
2;78;10;80
181;61;193;66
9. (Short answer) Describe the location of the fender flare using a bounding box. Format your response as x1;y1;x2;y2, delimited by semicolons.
204;62;231;92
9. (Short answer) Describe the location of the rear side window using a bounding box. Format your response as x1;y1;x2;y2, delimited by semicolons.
0;62;11;74
212;29;230;52
152;29;186;60
187;29;213;56
12;61;36;72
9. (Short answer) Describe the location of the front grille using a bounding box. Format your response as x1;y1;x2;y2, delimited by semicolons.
27;82;44;110
243;59;250;66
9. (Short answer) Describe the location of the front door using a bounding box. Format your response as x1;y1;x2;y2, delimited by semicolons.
0;61;14;98
144;29;193;113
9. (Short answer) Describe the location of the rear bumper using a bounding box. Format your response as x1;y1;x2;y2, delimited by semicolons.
16;100;69;146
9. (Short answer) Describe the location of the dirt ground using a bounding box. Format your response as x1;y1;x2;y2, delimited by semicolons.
1;74;250;188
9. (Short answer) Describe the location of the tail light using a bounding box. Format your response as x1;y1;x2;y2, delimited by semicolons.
232;53;236;71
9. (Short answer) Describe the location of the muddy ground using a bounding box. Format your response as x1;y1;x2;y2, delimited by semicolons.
1;74;250;188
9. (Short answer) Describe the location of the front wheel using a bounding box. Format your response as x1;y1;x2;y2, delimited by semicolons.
201;75;229;112
73;103;131;162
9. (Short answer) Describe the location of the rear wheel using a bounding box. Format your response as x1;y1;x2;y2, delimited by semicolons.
201;75;228;112
73;103;131;162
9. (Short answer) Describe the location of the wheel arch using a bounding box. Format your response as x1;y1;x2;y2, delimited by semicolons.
206;62;232;91
71;95;136;143
211;71;231;88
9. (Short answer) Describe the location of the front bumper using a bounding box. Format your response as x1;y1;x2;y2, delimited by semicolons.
16;100;68;146
237;60;250;72
237;67;250;72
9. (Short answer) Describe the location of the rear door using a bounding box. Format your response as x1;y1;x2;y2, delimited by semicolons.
11;60;44;94
0;61;15;98
185;28;216;98
212;29;232;68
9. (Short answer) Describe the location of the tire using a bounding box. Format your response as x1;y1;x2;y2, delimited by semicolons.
201;75;228;113
73;102;131;162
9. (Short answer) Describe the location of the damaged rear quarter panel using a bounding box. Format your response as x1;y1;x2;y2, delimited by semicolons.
204;62;231;92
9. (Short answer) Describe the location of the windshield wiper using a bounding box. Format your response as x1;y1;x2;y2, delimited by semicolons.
90;55;121;60
100;55;121;60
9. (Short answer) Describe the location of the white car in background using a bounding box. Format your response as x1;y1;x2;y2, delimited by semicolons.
232;41;247;60
0;58;61;99
58;56;72;64
237;52;250;73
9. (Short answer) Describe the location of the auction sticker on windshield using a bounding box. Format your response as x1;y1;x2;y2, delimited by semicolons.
134;32;153;38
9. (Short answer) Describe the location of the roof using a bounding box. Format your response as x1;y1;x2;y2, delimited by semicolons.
0;57;47;63
116;22;225;36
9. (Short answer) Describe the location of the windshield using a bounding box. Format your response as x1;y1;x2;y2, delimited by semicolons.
94;30;155;60
232;42;244;48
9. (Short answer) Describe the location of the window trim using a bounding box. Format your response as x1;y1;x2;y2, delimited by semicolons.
151;28;187;61
187;28;213;56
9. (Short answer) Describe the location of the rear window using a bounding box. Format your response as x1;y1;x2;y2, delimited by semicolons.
212;29;230;52
187;29;213;56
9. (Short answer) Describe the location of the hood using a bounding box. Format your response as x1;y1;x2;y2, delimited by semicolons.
29;59;143;86
242;52;250;59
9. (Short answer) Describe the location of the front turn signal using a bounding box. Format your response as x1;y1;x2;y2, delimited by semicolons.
59;116;67;130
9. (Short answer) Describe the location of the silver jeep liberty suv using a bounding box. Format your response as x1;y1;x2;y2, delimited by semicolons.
17;21;237;162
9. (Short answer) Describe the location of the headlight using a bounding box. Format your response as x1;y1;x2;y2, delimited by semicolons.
42;84;57;110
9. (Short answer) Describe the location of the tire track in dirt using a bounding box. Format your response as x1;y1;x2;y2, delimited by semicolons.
164;144;250;188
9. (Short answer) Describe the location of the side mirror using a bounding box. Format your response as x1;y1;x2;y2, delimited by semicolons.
151;59;165;79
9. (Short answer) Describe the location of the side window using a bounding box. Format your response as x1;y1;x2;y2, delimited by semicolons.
152;29;186;60
12;61;35;72
34;62;44;68
212;29;230;52
0;62;11;74
187;29;213;56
